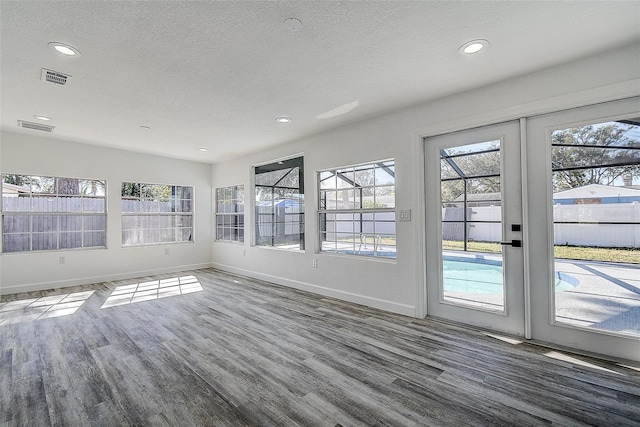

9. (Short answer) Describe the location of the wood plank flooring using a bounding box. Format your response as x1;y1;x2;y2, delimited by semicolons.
1;268;639;426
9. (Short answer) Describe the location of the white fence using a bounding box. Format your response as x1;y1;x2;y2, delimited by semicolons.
256;205;303;238
443;202;640;248
553;202;640;248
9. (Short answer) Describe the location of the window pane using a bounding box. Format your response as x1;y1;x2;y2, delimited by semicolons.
178;228;192;242
59;232;82;249
2;174;106;253
2;195;28;212
122;230;140;246
122;182;140;198
57;178;82;195
80;180;105;196
142;229;160;245
57;196;80;212
161;229;176;243
33;215;58;232
375;163;395;185
178;186;192;199
337;168;355;189
320;171;337;189
3;233;29;252
32;233;57;251
179;200;192;213
32;196;57;212
83;231;105;247
178;215;192;227
2;214;29;233
256;169;291;186
255;158;304;250
84;215;105;231
31;176;55;194
354;165;374;188
375;186;395;208
442;141;501;178
121;182;193;247
60;215;83;231
318;160;396;258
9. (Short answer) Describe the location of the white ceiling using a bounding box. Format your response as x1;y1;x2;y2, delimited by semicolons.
1;1;639;163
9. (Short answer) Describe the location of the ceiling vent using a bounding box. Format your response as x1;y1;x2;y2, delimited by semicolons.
18;120;55;133
41;68;70;85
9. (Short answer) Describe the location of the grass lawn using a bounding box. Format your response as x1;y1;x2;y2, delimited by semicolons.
443;240;639;264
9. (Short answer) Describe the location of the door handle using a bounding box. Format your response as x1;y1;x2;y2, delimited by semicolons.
501;239;522;247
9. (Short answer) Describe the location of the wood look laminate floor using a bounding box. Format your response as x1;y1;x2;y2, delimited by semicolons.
1;268;639;426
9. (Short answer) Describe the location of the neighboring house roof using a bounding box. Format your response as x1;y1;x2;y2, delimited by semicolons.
553;184;640;199
1;182;29;195
452;192;501;203
256;198;302;207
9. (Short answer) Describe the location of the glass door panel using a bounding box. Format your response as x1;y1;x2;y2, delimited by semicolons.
441;140;505;311
550;119;640;336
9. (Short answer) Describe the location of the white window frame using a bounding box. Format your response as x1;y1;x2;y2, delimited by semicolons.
254;156;305;251
1;174;107;253
318;159;396;258
215;184;244;243
121;182;193;247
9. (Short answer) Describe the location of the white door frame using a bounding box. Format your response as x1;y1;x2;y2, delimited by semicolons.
525;97;640;361
424;121;526;336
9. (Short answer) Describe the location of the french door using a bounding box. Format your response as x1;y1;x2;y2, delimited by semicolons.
424;99;640;362
425;121;526;336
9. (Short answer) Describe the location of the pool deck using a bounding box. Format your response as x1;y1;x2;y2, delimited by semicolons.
554;259;640;336
443;251;640;337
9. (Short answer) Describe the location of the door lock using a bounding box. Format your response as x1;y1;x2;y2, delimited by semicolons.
501;239;522;247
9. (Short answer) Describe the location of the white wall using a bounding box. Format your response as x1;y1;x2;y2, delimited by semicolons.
0;132;212;294
1;43;638;315
211;42;640;317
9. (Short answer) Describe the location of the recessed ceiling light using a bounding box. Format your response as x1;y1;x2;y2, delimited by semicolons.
34;115;51;121
48;42;82;57
459;39;488;55
283;18;302;31
198;148;209;152
275;116;292;124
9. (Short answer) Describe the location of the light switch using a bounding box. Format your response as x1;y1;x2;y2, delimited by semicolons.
398;209;411;222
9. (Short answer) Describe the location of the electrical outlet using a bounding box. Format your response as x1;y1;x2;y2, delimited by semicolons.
59;256;65;264
164;248;170;255
312;258;318;268
243;249;246;256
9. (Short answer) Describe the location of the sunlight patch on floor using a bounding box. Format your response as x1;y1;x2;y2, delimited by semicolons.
101;275;203;309
484;333;524;345
0;291;95;325
543;350;623;375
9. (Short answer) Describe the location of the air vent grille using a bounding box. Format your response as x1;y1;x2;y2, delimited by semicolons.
18;120;55;133
41;68;70;85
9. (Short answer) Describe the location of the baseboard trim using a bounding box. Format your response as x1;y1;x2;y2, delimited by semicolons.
211;262;416;317
0;262;214;295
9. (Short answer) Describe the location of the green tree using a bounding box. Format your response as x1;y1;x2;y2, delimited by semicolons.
57;178;80;195
552;123;639;191
441;148;501;203
2;174;29;187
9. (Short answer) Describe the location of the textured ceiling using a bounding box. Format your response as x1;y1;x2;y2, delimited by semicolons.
1;1;639;163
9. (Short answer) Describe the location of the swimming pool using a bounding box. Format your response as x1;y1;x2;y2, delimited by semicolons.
443;258;578;294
